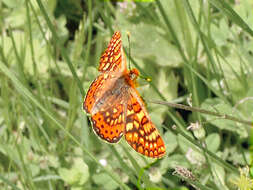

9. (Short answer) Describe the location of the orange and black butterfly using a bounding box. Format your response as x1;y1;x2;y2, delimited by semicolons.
83;31;165;158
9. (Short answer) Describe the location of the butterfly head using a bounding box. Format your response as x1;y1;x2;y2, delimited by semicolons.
125;68;140;87
129;68;140;81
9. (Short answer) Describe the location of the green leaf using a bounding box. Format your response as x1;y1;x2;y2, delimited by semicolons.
210;19;231;46
73;158;89;185
177;134;206;166
160;154;190;175
59;168;78;185
163;130;178;155
206;133;220;153
6;7;26;27
226;147;250;165
201;98;248;138
92;173;119;190
211;162;228;190
237;78;253;118
2;0;24;8
177;133;194;154
208;0;253;37
143;69;178;123
58;158;89;186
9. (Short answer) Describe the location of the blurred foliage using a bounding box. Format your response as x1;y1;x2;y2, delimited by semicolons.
0;0;252;189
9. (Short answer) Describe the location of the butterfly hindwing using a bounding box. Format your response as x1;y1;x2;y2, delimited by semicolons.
91;103;125;143
124;89;166;158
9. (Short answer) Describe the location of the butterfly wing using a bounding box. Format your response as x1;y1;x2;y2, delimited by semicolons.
90;102;125;143
83;73;114;113
98;31;127;73
84;31;128;143
124;88;166;158
84;31;127;113
84;74;126;143
85;78;130;143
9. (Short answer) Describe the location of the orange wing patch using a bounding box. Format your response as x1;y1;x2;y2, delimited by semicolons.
83;73;108;113
98;31;126;73
91;103;125;143
124;91;166;158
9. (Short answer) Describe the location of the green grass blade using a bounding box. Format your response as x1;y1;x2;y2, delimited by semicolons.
208;0;253;37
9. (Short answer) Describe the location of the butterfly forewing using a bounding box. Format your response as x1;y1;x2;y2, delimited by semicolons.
84;31;126;114
99;31;126;73
84;73;117;113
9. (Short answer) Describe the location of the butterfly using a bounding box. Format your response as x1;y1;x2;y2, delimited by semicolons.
83;31;165;158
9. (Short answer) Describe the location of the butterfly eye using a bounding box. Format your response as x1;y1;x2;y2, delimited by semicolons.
130;73;136;80
129;68;140;80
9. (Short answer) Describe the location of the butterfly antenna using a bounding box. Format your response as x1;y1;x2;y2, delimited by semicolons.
127;31;131;70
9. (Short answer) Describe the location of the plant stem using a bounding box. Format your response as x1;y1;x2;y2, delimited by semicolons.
149;100;253;127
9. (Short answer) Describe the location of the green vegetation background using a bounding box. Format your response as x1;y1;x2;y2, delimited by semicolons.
0;0;252;189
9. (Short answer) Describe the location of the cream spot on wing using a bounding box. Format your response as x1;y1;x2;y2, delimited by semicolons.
103;63;110;71
152;132;157;141
104;74;109;79
149;134;153;141
114;53;120;60
154;142;157;149
134;120;139;129
140;130;144;136
126;123;133;131
118;115;122;123
136;111;144;122
144;123;151;133
127;109;135;115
